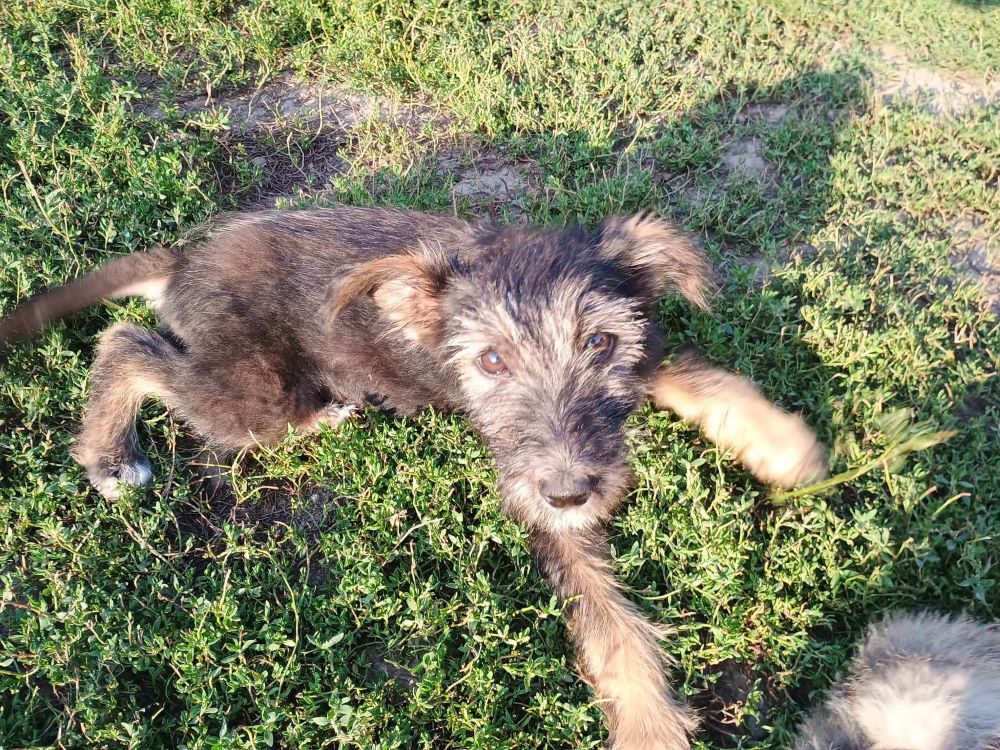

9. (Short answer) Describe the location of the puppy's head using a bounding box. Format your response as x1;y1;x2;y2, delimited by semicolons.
331;211;714;530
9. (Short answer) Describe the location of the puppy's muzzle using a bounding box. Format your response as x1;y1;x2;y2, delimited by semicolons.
539;471;599;508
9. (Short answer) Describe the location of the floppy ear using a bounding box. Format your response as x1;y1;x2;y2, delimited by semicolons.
598;211;716;310
329;247;457;345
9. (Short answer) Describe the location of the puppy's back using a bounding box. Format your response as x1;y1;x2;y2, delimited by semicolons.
157;206;477;343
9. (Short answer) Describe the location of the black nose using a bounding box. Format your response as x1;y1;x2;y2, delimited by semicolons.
539;473;598;508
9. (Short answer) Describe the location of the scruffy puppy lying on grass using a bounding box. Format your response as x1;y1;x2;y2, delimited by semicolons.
1;206;825;750
797;611;1000;750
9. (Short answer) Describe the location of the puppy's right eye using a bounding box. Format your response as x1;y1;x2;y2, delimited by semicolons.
477;350;509;376
583;332;616;361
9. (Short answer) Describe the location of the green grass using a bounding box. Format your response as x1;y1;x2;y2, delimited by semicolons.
1;1;998;747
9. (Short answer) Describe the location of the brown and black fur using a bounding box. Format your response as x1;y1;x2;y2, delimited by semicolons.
0;206;826;750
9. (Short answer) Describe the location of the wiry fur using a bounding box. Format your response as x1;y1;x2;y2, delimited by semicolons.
1;206;828;750
796;612;1000;750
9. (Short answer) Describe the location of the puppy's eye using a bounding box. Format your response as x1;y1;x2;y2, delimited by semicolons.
583;333;616;360
477;350;510;376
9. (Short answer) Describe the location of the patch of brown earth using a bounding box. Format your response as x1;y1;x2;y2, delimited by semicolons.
137;72;542;214
135;73;452;205
727;242;818;287
364;644;419;690
437;149;540;219
691;658;780;745
182;479;341;542
134;72;378;130
737;104;791;125
872;45;1000;115
951;221;1000;316
214;126;351;205
721;138;774;182
178;470;345;586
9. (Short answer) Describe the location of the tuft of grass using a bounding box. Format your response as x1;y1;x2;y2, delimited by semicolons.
2;1;999;747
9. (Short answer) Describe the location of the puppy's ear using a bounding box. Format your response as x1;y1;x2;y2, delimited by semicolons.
599;211;716;310
329;247;457;345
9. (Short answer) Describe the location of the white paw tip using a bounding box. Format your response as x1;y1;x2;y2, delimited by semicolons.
94;478;122;500
117;460;154;487
323;404;358;423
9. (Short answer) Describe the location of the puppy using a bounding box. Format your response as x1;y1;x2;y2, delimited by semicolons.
1;206;826;749
796;612;1000;750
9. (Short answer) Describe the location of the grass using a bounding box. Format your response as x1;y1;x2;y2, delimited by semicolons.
1;0;998;747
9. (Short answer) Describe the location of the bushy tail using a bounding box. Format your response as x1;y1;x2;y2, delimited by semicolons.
0;246;176;344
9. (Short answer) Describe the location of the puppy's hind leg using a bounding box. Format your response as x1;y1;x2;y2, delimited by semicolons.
649;350;826;488
73;323;182;499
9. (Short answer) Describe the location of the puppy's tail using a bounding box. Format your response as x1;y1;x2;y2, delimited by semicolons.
0;246;177;344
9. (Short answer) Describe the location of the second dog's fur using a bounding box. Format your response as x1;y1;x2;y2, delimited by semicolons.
1;206;827;749
797;612;1000;750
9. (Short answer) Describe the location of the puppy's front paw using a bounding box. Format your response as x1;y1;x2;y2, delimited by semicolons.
86;456;154;500
738;408;827;489
300;403;359;434
609;730;691;750
611;736;691;750
321;403;357;426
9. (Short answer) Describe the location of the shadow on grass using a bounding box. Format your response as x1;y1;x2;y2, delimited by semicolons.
951;0;1000;8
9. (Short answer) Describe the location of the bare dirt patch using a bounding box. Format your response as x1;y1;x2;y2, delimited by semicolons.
872;44;1000;115
675;181;710;209
364;644;419;690
951;222;1000;315
136;73;456;205
214;126;350;205
135;72;378;130
960;243;1000;316
452;164;527;200
717;135;779;200
437;149;540;219
692;658;779;745
136;73;542;214
737;103;791;125
727;242;818;287
181;480;342;545
178;468;346;586
720;138;774;183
